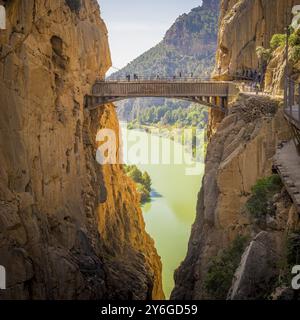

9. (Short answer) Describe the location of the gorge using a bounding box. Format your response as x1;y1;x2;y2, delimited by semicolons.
0;0;300;301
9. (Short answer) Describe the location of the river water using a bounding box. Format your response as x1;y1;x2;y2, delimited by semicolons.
120;123;204;298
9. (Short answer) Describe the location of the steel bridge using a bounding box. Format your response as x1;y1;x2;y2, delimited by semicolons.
85;79;238;111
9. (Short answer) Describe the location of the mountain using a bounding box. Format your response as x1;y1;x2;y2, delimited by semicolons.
109;0;220;121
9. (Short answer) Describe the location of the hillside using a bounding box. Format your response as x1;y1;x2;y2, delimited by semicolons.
109;0;220;121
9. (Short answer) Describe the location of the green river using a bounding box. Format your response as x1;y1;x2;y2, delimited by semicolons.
121;123;204;298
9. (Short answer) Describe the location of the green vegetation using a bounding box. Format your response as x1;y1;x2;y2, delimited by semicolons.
292;45;300;63
288;31;300;47
111;43;216;81
204;235;248;299
245;175;282;219
109;2;219;81
126;103;208;161
128;103;208;129
269;29;300;51
111;1;219;123
256;46;272;65
124;165;152;204
270;34;287;50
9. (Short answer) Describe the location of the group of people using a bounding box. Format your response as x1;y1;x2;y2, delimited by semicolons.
234;68;266;95
124;72;194;81
234;68;263;84
126;74;139;81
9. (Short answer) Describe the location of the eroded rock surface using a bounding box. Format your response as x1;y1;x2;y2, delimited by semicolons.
0;0;163;300
228;231;281;300
213;0;298;79
171;95;292;300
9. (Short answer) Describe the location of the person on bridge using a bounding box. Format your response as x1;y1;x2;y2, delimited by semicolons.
134;74;138;80
126;74;130;81
255;83;260;95
250;69;253;78
253;70;258;81
179;72;182;78
190;72;194;78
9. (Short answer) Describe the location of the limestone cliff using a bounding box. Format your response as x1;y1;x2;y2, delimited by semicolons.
172;0;300;300
172;94;296;300
213;0;298;80
0;0;163;299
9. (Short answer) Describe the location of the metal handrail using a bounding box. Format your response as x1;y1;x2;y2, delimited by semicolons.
101;76;212;83
284;79;300;128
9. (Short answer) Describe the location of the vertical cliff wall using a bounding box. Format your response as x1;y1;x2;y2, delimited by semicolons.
0;0;163;299
172;94;295;299
172;0;299;300
213;0;298;79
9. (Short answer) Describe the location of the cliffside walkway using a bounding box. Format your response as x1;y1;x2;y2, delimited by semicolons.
274;80;300;213
86;79;238;111
284;79;300;132
274;141;300;213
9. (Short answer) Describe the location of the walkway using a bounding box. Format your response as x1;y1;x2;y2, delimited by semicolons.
85;79;238;111
274;140;300;213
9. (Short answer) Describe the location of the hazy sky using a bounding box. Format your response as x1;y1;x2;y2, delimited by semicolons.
100;0;202;74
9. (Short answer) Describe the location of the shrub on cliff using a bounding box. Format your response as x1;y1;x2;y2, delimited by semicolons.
246;174;282;219
124;165;152;204
270;34;286;50
136;183;151;204
256;46;272;64
292;45;300;63
270;30;300;51
204;235;248;299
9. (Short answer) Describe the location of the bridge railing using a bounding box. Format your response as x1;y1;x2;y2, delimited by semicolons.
92;81;234;98
285;79;300;129
101;76;212;83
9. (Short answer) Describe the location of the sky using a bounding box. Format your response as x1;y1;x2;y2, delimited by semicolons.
99;0;202;75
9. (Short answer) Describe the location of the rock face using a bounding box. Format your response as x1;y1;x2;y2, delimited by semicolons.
228;231;281;300
213;0;298;79
172;0;300;300
163;0;219;57
171;95;293;300
0;0;163;299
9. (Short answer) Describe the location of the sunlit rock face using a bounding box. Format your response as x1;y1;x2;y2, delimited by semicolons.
213;0;298;80
172;94;294;300
0;0;163;300
172;1;300;301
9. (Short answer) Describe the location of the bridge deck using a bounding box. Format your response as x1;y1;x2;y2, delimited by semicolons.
92;80;233;98
86;80;238;110
274;141;300;213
